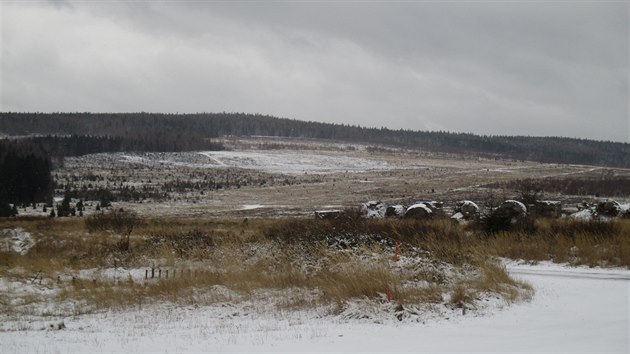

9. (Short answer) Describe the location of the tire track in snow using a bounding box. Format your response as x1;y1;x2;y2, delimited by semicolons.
508;266;630;281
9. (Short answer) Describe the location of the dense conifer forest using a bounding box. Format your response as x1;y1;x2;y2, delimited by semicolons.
1;112;629;169
0;139;52;215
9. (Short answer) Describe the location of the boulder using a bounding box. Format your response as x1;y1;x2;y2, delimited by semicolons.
385;205;405;218
423;201;444;212
361;201;386;219
405;203;434;218
454;200;480;219
482;200;528;233
497;200;527;218
533;201;562;218
596;200;622;217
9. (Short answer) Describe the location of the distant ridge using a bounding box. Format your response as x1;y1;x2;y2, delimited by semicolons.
1;112;629;168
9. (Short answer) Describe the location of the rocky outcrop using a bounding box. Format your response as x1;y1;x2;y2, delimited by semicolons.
361;201;386;219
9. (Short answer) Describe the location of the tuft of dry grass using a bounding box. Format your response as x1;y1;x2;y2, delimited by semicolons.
448;284;476;308
393;283;444;305
473;261;533;302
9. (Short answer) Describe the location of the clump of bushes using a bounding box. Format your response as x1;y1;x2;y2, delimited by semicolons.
85;208;140;250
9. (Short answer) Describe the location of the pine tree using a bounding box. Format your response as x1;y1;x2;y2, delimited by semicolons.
57;195;72;217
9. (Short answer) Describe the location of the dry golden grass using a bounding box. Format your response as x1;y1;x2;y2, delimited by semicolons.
485;219;630;267
56;271;228;313
448;284;476;307
472;261;532;301
395;284;444;305
2;213;623;316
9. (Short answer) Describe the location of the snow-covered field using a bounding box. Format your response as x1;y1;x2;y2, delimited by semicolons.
197;151;408;174
2;262;627;353
115;150;425;174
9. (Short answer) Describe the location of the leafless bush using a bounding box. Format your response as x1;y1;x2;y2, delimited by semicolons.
85;208;140;250
148;230;214;258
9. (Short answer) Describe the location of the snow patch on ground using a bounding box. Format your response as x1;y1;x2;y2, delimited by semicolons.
503;259;630;280
1;228;35;255
106;150;425;175
451;212;464;221
197;151;402;174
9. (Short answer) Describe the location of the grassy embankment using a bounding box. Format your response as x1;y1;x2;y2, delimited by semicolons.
1;213;627;315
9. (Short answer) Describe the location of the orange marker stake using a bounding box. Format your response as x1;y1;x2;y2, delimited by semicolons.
387;288;392;302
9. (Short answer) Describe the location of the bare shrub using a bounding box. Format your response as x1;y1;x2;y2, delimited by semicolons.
85;208;140;251
148;230;215;258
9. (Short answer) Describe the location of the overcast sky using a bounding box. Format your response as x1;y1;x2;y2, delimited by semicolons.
1;1;628;142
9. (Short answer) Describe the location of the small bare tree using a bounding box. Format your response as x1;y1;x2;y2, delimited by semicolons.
86;208;139;251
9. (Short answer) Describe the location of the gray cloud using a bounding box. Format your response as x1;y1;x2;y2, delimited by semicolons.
1;1;628;142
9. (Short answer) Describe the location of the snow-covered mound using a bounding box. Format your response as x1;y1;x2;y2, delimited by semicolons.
385;205;405;218
1;228;35;255
570;209;596;220
454;200;479;219
596;200;622;217
500;200;527;215
569;200;630;220
533;200;562;218
405;203;433;218
451;212;465;221
405;201;443;218
361;201;386;219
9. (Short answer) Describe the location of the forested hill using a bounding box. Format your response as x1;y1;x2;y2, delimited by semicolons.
1;112;629;168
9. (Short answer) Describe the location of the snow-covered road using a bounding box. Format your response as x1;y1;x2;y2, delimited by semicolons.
2;263;628;353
